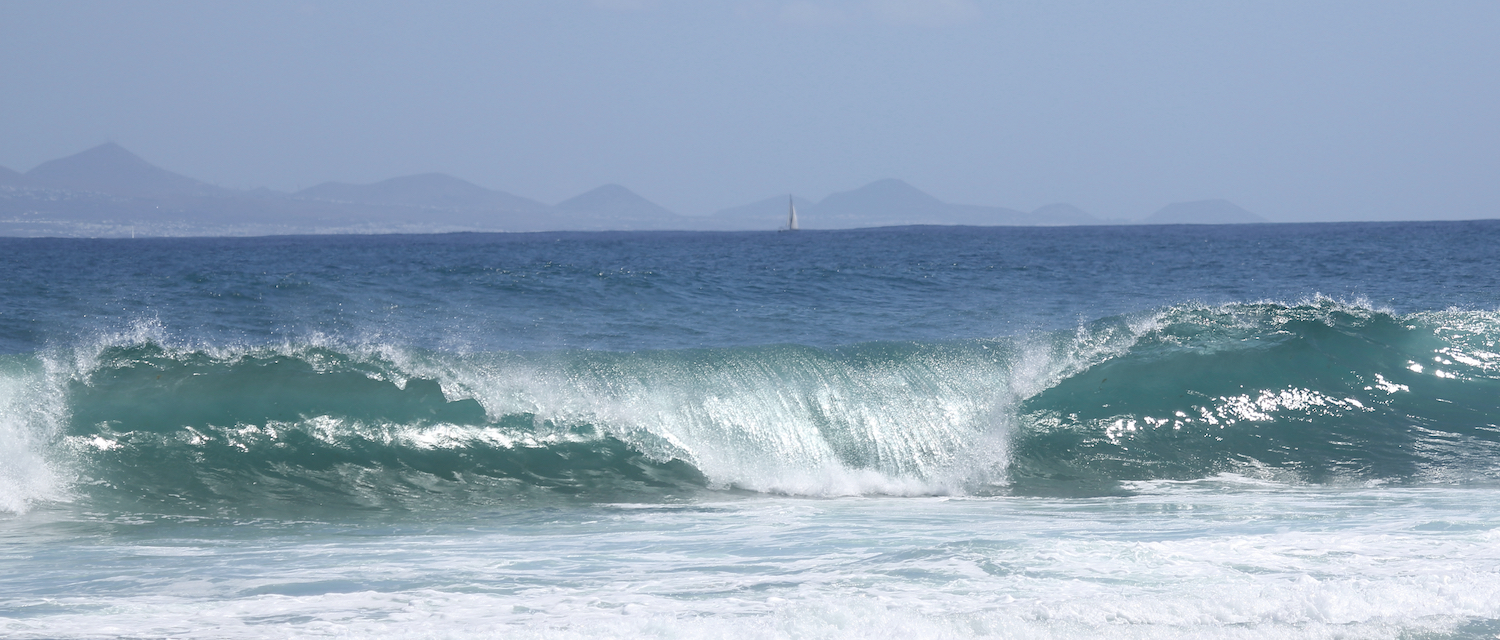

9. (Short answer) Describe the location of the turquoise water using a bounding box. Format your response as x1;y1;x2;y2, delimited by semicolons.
1;222;1498;637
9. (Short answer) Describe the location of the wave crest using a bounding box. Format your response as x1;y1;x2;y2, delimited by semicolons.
1010;300;1500;490
2;300;1497;513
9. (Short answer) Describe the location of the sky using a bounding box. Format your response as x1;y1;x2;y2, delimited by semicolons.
2;1;1498;221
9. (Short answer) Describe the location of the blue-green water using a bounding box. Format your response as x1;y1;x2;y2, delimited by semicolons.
2;222;1498;638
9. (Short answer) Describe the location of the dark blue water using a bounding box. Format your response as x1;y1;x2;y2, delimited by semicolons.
4;221;1495;354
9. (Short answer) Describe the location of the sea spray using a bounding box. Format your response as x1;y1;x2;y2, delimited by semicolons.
0;354;67;513
6;300;1488;515
56;340;1021;510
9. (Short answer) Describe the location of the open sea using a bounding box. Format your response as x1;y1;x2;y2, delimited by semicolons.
2;221;1499;639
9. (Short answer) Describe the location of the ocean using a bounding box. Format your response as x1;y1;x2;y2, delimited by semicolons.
1;221;1498;638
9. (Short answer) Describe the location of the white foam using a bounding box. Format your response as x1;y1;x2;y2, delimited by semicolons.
0;356;68;513
403;344;1025;497
6;488;1499;639
315;307;1172;497
24;298;1496;504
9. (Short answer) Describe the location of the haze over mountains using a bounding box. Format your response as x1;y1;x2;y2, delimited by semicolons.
25;143;231;198
0;144;1264;237
298;173;548;214
709;179;1110;230
1142;200;1266;225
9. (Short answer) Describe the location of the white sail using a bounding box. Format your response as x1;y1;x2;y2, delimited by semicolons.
788;196;799;231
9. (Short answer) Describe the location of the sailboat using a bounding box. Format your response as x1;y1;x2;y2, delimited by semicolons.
781;195;799;232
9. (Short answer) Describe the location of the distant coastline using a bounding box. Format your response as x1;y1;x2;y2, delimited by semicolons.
5;142;1272;238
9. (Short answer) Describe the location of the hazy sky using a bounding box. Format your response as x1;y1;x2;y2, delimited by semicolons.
2;1;1498;221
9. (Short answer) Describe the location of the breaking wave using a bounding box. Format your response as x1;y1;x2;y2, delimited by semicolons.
2;299;1498;514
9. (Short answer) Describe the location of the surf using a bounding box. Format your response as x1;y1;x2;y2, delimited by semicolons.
2;298;1497;515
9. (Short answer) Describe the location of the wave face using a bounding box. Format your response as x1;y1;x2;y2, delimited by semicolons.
1011;302;1500;492
4;300;1499;513
46;335;1024;514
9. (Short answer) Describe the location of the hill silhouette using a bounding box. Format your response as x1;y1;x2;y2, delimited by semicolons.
711;180;1090;229
554;184;683;229
814;179;956;226
297;173;546;213
1030;203;1098;225
1;143;1271;237
1143;199;1266;224
707;195;817;230
25;143;228;197
0;166;34;187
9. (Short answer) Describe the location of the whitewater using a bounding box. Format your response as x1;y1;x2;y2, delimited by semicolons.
1;221;1498;638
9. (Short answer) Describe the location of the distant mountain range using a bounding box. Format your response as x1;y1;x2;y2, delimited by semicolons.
0;143;1268;237
25;142;231;198
1141;199;1266;224
297;173;548;214
0;166;35;187
554;184;688;230
708;179;1103;229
